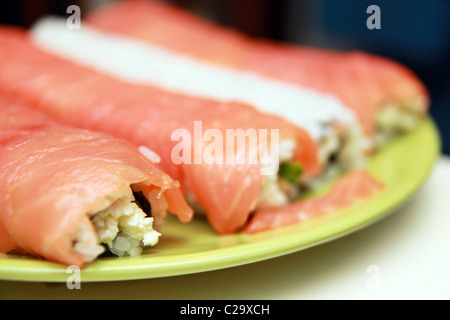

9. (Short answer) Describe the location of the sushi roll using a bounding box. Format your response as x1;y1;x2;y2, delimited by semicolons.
85;0;430;149
0;96;192;266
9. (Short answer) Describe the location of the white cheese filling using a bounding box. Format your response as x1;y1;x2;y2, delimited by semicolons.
91;189;160;257
73;187;162;262
258;124;365;208
374;104;424;148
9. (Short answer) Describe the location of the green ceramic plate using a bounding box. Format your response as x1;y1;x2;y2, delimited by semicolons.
0;118;440;283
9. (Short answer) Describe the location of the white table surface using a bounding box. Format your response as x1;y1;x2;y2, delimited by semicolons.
1;157;449;300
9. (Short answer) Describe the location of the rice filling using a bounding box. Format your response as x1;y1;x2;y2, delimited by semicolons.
375;104;424;148
258;125;365;209
73;186;163;262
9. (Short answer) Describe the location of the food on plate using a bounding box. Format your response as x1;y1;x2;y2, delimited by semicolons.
244;169;384;234
0;96;192;266
85;0;429;149
0;27;326;235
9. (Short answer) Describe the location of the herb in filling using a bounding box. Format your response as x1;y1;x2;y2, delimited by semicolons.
279;162;304;184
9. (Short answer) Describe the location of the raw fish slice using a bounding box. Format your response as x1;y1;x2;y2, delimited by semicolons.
0;96;192;266
244;170;384;234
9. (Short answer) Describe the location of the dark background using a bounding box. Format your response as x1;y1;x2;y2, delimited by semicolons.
1;0;449;154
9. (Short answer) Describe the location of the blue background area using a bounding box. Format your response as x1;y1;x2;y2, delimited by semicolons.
284;0;450;154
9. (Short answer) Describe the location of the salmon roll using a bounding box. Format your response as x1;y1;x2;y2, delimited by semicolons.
85;0;429;149
0;27;321;235
0;96;192;266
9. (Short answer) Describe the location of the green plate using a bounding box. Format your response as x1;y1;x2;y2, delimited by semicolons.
0;118;440;283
